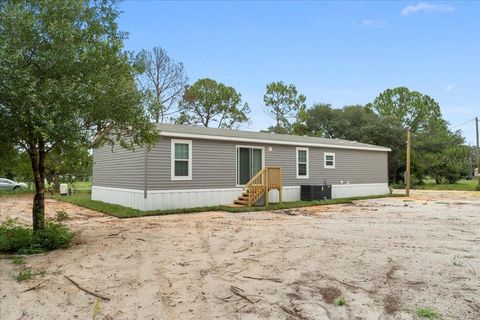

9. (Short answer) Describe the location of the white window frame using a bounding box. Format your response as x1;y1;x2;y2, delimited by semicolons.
171;139;192;180
324;152;335;169
296;147;309;179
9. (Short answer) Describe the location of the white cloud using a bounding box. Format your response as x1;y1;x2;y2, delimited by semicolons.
361;20;386;28
401;3;454;16
446;84;455;91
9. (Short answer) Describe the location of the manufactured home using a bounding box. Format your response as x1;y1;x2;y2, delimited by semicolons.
92;124;391;210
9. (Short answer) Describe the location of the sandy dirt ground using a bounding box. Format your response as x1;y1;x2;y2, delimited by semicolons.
0;190;479;320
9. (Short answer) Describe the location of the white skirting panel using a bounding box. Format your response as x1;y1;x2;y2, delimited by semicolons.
92;186;243;211
92;186;147;210
331;183;389;199
92;183;389;211
145;188;243;211
267;186;300;203
263;183;389;203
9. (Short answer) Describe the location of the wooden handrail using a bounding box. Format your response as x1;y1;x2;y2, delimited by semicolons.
244;166;281;190
243;166;282;206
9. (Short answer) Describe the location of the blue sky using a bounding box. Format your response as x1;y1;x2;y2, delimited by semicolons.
118;1;480;144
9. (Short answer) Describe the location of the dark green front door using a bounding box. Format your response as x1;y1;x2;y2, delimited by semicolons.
237;147;263;185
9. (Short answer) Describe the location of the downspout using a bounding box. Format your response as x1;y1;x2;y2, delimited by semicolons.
144;147;148;199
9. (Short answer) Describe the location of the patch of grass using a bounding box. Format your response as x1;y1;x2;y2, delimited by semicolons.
12;256;25;265
14;268;46;282
92;298;102;320
416;307;441;318
451;256;464;267
76;189;92;194
334;297;346;306
0;189;33;197
0;218;74;254
412;180;479;191
53;193;403;219
53;194;143;218
72;181;92;189
54;210;69;222
69;181;92;195
15;269;34;282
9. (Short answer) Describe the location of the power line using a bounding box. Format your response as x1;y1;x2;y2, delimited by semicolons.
450;118;475;129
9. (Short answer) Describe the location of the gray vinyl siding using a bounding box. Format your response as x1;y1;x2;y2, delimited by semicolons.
93;144;145;189
146;138;236;190
93;136;388;190
145;137;388;190
265;144;388;186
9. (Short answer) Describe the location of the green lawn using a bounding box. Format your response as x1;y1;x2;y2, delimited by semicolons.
53;193;403;218
413;179;479;191
0;181;92;197
71;181;92;191
0;189;33;197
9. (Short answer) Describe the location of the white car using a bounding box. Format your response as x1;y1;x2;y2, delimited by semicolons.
0;178;28;190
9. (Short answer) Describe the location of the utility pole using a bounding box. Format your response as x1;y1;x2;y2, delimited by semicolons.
406;129;411;196
476;117;479;185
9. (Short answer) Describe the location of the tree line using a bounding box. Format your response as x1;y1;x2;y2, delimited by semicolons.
135;46;474;185
0;1;474;231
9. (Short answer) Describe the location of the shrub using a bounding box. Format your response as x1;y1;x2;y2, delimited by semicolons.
33;221;74;251
0;219;74;254
54;210;69;222
389;182;404;190
0;219;33;252
411;174;424;187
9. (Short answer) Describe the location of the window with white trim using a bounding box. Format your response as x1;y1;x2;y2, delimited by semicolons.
324;152;335;169
171;139;192;180
296;147;309;178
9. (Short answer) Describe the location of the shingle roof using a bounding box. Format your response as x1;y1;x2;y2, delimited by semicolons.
156;123;391;152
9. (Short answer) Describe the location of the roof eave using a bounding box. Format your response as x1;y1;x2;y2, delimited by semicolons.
159;131;392;152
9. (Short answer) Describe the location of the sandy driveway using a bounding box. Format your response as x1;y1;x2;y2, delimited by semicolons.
0;191;479;320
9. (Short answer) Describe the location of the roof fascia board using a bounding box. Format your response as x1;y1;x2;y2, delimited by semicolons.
159;131;391;152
